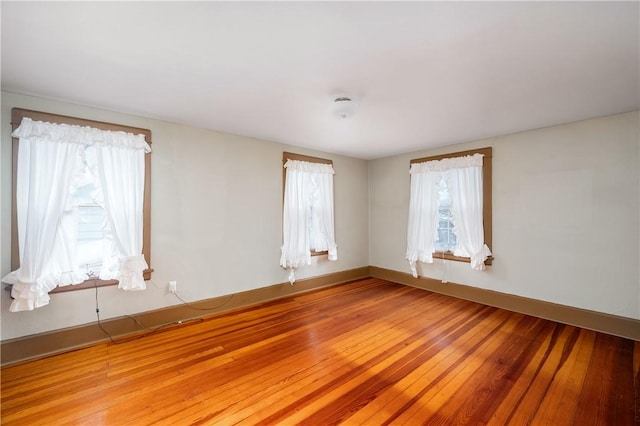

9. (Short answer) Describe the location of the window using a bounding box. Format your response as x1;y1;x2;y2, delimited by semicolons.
434;176;457;253
280;152;337;283
6;108;152;310
73;182;106;276
406;147;492;277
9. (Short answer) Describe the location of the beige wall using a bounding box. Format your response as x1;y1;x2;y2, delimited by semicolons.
370;111;640;320
0;92;370;340
1;91;638;342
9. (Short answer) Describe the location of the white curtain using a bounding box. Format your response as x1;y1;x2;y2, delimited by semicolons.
406;153;490;276
3;128;87;311
94;140;149;290
280;160;337;284
2;118;151;311
448;160;492;270
406;166;440;278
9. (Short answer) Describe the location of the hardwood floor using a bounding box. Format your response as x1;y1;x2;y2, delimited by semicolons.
1;278;638;425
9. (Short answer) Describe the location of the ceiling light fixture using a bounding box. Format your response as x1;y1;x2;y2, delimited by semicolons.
332;96;355;119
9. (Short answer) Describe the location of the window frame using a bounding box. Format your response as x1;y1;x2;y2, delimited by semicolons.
282;151;333;257
410;146;493;265
10;108;153;293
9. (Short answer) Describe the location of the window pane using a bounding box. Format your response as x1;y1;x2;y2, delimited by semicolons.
76;204;105;275
435;177;457;252
71;169;105;275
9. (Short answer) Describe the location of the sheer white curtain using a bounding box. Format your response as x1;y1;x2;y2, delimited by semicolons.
309;169;337;259
406;165;440;278
94;137;149;290
406;153;490;276
448;158;492;270
280;160;337;284
2;118;151;311
3;123;87;311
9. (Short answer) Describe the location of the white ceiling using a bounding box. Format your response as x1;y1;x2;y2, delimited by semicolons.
2;2;638;160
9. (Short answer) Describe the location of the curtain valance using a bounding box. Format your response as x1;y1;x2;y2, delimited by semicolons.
12;117;151;152
284;159;335;174
410;153;483;174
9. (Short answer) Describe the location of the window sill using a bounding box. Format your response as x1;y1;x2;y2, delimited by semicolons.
49;268;154;293
434;252;493;266
311;251;328;257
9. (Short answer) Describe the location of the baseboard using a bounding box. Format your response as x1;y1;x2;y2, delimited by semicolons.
369;266;640;342
0;267;369;366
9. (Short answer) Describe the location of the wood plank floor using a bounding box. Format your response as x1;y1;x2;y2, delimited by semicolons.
1;278;638;425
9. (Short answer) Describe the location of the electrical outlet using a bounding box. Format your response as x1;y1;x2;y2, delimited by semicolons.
169;281;177;293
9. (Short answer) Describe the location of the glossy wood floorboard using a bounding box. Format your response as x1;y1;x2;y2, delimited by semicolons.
1;278;638;425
